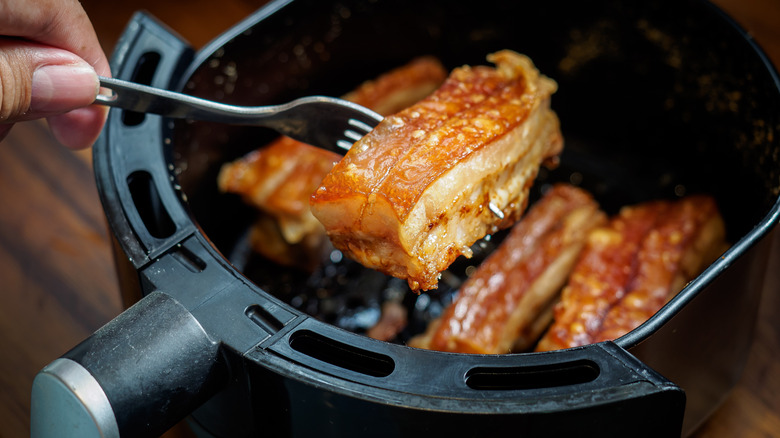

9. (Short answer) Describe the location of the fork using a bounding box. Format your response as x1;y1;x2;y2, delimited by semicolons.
94;76;383;152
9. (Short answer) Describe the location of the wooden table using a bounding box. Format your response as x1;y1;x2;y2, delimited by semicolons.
0;1;777;437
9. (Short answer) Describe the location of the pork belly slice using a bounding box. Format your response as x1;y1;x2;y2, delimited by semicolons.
342;56;449;118
408;184;605;354
534;201;666;351
310;50;563;290
535;195;727;351
593;195;727;342
218;138;339;246
217;57;447;268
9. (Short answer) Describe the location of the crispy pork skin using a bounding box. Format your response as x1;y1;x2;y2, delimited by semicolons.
593;195;727;342
310;50;563;290
218;57;447;268
535;195;726;351
409;184;605;354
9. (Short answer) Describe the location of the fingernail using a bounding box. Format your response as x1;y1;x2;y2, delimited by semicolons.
31;62;99;113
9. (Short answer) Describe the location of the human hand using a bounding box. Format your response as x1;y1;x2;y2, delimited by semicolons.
0;0;110;149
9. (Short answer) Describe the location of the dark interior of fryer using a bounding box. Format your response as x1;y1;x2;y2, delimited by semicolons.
166;0;780;345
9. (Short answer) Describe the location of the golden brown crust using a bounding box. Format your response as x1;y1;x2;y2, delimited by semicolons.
535;195;727;351
535;201;670;351
410;184;605;354
311;50;562;290
593;195;726;342
312;52;558;221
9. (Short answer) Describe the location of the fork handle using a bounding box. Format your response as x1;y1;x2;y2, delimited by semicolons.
95;76;383;150
95;76;278;121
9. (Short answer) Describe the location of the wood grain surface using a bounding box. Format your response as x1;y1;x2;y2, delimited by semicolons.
0;0;777;437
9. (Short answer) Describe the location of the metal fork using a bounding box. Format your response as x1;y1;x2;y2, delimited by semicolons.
94;76;383;152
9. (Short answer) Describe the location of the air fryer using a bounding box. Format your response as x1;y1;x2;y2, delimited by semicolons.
31;1;780;437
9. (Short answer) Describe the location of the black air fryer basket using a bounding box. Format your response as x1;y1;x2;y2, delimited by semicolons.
32;0;780;437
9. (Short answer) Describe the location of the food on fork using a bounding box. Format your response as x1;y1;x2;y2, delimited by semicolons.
310;50;563;290
535;195;727;351
409;184;606;353
217;57;447;269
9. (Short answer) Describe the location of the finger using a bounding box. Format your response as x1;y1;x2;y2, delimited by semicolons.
0;0;110;77
47;105;108;150
0;0;111;149
0;40;99;122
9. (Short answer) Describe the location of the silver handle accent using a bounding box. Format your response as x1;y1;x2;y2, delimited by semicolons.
31;358;119;438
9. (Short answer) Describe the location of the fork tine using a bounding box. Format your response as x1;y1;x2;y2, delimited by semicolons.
339;117;379;151
344;129;365;142
348;118;376;134
336;139;355;151
332;113;381;152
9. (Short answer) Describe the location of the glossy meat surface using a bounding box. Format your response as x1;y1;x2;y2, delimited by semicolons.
310;50;563;290
536;195;726;351
593;195;727;342
410;184;605;353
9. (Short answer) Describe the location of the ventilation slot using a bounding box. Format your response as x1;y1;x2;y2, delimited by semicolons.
171;244;206;273
245;304;285;334
466;360;599;391
127;170;176;239
122;51;161;126
289;330;394;378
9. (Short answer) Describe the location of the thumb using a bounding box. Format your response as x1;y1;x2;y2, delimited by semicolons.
0;40;99;124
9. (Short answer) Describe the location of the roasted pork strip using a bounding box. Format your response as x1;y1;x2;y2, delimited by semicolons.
409;184;605;354
218;138;340;245
593;195;726;342
534;201;667;351
342;56;450;117
535;195;726;351
218;57;447;268
310;50;563;290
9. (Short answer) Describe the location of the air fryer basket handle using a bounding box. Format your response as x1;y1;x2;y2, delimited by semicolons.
31;291;226;438
31;12;213;438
